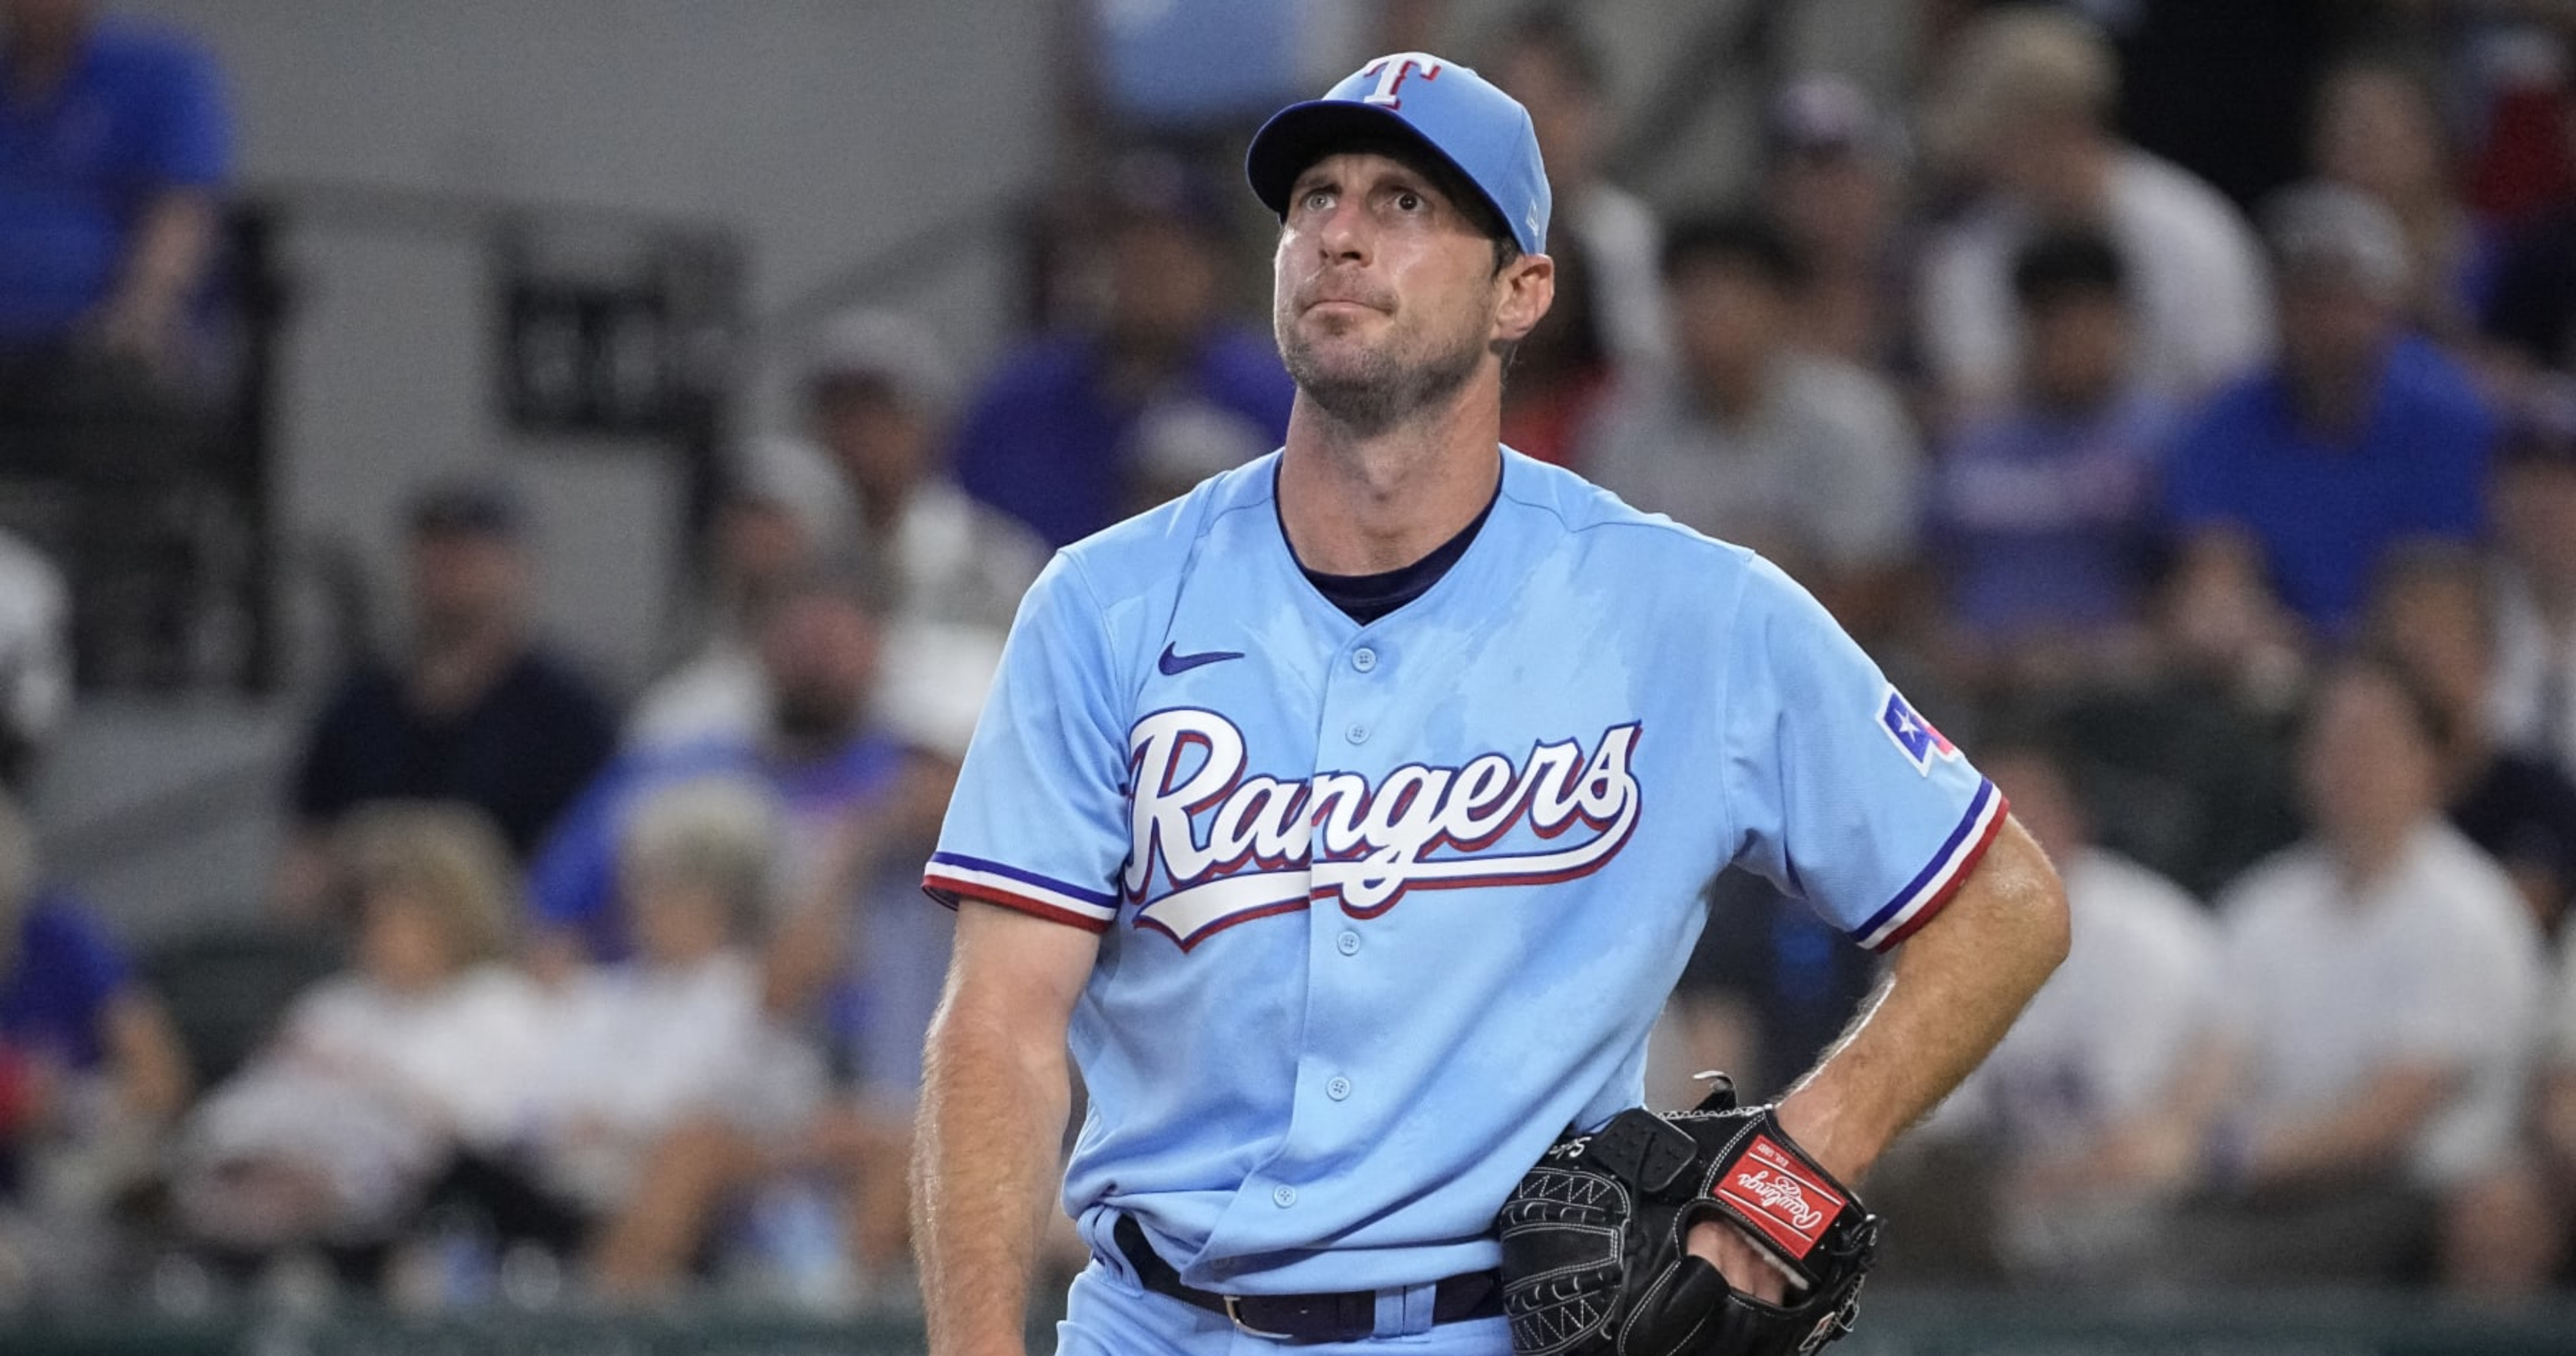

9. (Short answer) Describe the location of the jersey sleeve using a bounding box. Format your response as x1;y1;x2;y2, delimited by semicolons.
921;553;1129;932
1720;558;2007;951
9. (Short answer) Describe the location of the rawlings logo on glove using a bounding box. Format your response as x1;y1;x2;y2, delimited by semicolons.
1496;1077;1879;1356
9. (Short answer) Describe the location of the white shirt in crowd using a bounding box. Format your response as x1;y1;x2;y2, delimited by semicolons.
2214;820;2548;1187
1918;146;2274;415
178;964;550;1235
1582;353;1923;574
1565;180;1670;376
2554;923;2576;1068
0;530;68;760
2489;570;2576;780
1935;848;2220;1159
517;950;825;1211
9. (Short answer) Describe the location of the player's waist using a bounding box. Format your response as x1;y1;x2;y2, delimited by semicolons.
1111;1212;1503;1343
1091;1194;1505;1296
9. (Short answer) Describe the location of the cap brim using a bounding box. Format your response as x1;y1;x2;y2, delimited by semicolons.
1246;100;1490;223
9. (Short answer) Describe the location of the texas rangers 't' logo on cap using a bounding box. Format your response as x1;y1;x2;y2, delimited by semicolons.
1245;49;1552;257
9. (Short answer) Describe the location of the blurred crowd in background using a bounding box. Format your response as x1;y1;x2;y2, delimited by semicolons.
12;0;2576;1322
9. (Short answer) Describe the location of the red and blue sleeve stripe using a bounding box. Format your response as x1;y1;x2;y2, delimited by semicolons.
1851;779;2008;953
922;851;1121;933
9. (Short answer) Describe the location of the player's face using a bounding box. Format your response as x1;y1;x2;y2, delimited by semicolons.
1272;152;1536;427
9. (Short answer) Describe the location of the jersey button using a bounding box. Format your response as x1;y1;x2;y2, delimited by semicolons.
1345;722;1369;744
1335;930;1360;956
1325;1076;1352;1101
1272;1185;1298;1208
1352;647;1377;673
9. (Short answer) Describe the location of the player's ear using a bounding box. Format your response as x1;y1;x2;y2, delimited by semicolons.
1492;252;1555;346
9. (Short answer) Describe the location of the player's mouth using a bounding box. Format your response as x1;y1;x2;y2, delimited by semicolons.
1304;298;1385;319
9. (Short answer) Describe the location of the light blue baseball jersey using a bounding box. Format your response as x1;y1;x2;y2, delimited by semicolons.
925;448;2003;1296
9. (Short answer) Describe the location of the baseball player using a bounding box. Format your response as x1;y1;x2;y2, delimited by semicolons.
914;53;2070;1356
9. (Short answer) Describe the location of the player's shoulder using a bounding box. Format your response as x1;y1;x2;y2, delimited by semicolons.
1045;452;1285;610
1498;450;1760;569
1501;451;1825;630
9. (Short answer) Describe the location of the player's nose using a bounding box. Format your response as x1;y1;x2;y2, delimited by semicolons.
1313;197;1369;264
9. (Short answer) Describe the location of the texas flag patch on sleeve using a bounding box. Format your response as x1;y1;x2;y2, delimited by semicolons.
1878;687;1958;776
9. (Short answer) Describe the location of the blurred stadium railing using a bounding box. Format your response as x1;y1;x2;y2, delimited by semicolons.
9;1290;2576;1356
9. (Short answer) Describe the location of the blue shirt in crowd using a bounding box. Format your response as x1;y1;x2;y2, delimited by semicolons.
1933;389;2178;639
0;20;230;342
950;327;1294;549
2163;335;2493;633
0;890;130;1072
527;732;907;958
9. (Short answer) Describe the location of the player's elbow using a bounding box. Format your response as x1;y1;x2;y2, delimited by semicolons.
2005;826;2072;986
1930;818;2069;998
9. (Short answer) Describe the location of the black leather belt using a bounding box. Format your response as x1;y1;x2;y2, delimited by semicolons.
1113;1214;1502;1343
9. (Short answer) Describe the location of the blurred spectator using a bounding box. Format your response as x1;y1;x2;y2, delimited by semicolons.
1891;735;2221;1287
2545;921;2576;1285
0;0;234;694
1929;227;2174;685
950;152;1291;549
172;803;544;1281
0;788;186;1288
2460;16;2576;225
280;482;618;919
1918;7;2271;421
2164;656;2546;1287
2491;380;2576;778
529;564;903;965
2310;52;2495;344
2482;192;2576;376
0;0;229;381
2368;542;2576;939
1486;12;1655;466
1488;12;1663;374
805;310;1045;633
1763;75;1914;373
0;530;68;795
586;627;999;1302
1120;397;1279;518
2163;182;2493;642
1584;211;1922;628
627;433;843;751
508;780;822;1276
2091;0;2335;214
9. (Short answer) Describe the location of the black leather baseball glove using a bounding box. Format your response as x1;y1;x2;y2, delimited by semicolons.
1496;1077;1879;1356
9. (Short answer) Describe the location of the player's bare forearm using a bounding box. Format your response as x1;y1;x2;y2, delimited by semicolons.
913;902;1096;1356
1777;817;2068;1181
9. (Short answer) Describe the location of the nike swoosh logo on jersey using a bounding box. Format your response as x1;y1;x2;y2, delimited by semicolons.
1157;643;1243;675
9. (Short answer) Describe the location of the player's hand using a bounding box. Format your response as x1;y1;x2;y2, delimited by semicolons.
1685;1218;1788;1305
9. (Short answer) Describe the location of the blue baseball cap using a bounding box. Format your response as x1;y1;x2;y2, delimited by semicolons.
1246;52;1551;257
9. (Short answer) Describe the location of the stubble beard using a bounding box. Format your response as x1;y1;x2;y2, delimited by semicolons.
1279;311;1487;437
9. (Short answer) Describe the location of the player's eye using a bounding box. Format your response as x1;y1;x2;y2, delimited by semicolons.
1392;189;1425;214
1299;187;1335;214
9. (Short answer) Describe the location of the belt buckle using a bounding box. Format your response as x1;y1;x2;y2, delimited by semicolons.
1222;1294;1297;1341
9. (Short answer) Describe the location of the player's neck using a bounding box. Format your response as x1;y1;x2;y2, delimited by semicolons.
1277;385;1502;576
